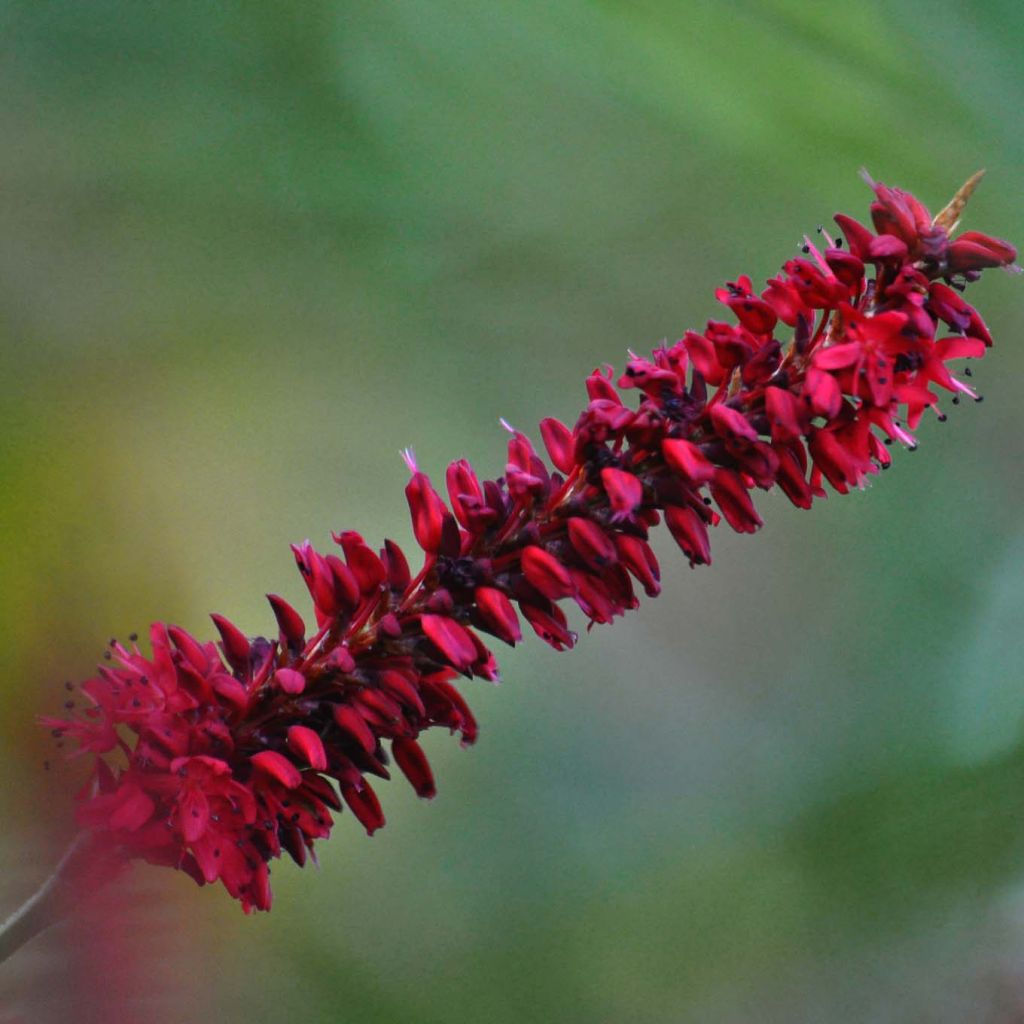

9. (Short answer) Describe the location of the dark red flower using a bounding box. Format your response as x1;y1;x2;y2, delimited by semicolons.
43;173;1016;913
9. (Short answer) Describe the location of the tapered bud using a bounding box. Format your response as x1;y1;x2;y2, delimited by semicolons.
833;213;874;260
382;540;411;591
341;780;384;835
251;751;302;789
332;704;377;754
519;601;576;651
539;417;576;473
764;387;805;442
422;677;478;745
167;626;209;674
662;437;715;483
267;594;306;648
405;471;450;554
332;531;388;593
808;428;855;493
665;506;711;566
274;668;307;695
567;517;617;569
947;232;1018;273
614;535;660;597
378;670;426;717
356;688;404;725
445;458;495;531
287;726;327;771
709;403;760;444
210;614;251;673
421;614;477;670
392;738;436;798
324;554;360;609
601;467;643;520
475;586;522;644
521;545;575;600
709;470;762;533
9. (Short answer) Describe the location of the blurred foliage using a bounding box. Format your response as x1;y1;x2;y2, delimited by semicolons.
0;1;1022;1021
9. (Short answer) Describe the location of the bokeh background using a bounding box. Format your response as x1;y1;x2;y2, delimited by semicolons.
1;1;1022;1021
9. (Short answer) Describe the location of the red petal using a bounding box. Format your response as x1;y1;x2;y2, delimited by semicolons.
614;535;661;597
251;750;302;789
833;214;875;260
167;626;209;674
420;614;477;670
813;343;861;370
567;517;617;570
378;670;427;716
804;368;843;420
709;403;759;443
709;470;762;533
179;786;210;843
519;601;576;651
405;471;449;554
475;586;522;645
764;387;806;442
210;614;251;673
662;437;715;484
521;545;576;600
109;785;156;833
287;725;328;770
274;668;307;695
392;738;436;798
341;780;385;835
665;506;712;566
539;417;576;474
332;704;377;754
600;467;643;519
266;594;306;647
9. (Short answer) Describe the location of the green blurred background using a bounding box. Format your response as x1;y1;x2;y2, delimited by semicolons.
1;1;1022;1020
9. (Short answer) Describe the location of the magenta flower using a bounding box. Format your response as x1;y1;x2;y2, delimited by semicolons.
36;173;1018;918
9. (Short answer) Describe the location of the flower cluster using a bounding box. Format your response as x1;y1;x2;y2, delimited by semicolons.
43;174;1017;912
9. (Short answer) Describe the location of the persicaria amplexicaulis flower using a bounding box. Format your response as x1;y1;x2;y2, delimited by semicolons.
40;173;1018;914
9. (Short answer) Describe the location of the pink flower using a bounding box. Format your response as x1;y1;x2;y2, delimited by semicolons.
43;173;1016;912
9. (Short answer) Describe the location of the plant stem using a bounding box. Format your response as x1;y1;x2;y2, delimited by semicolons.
0;835;97;965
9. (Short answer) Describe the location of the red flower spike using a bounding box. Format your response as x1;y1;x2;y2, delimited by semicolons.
42;173;1015;916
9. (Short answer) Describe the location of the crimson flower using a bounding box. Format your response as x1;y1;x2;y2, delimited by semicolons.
41;173;1017;913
